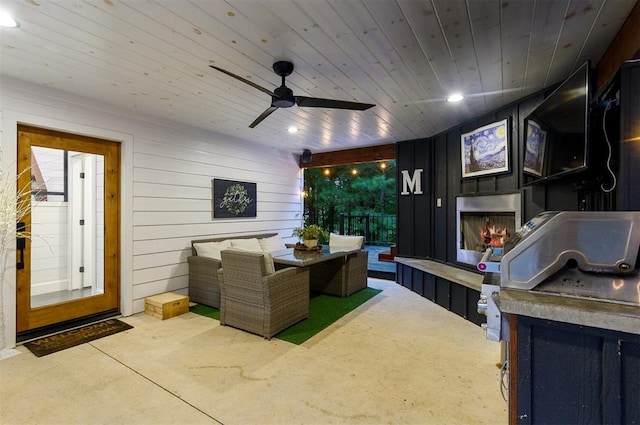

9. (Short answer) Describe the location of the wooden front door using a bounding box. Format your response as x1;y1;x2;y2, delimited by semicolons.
16;125;121;333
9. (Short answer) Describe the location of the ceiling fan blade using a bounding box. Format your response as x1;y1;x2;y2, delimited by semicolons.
209;65;278;98
295;96;375;110
249;106;279;128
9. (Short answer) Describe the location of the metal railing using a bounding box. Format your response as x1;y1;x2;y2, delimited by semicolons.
338;214;396;245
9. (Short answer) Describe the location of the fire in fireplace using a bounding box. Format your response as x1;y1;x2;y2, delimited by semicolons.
481;224;508;247
456;193;521;266
461;212;514;251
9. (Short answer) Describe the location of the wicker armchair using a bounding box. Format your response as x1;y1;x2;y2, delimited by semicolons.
218;250;310;339
187;233;277;308
309;250;369;297
309;233;368;297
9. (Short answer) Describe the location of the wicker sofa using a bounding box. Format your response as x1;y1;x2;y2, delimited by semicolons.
187;233;281;308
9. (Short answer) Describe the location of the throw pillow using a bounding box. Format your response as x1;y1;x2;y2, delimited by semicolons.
259;234;287;252
329;233;364;250
193;240;232;260
229;238;262;252
262;252;275;275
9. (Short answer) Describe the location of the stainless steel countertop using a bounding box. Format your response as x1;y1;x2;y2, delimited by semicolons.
500;288;640;335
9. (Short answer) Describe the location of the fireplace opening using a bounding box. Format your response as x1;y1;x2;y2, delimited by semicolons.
456;193;521;267
460;212;515;252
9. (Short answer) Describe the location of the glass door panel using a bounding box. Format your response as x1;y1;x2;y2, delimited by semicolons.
29;147;105;308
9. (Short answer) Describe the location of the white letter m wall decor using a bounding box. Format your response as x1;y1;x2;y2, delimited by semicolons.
401;169;424;195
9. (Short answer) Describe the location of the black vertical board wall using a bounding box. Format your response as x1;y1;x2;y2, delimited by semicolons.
413;140;431;258
621;340;640;422
498;112;520;192
396;142;415;257
546;179;580;210
396;138;432;258
445;130;461;263
617;60;640;210
433;132;449;261
522;184;546;219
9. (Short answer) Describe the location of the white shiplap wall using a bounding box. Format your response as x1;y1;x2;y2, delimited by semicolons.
0;76;303;348
30;203;68;296
29;147;71;297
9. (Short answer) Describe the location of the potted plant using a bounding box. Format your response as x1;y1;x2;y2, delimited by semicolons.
293;224;328;248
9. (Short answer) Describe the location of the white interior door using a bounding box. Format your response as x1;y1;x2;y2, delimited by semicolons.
69;153;98;290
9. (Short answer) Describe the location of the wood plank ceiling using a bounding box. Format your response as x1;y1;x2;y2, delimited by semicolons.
0;0;637;156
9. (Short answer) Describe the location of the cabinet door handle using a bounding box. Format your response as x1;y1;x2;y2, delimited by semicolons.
16;222;26;270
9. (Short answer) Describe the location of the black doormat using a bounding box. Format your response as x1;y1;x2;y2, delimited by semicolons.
23;319;133;357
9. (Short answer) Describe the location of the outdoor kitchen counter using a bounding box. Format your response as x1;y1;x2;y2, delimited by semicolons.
500;288;640;335
394;257;483;292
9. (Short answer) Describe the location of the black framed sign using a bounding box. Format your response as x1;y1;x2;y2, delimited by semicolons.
212;178;257;218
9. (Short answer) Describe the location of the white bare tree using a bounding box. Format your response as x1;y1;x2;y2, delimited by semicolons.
0;162;31;355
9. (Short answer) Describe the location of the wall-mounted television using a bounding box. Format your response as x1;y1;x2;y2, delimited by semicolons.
523;61;592;185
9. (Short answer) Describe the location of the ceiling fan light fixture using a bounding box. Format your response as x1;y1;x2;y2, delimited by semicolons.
272;86;295;108
0;11;19;28
447;93;464;103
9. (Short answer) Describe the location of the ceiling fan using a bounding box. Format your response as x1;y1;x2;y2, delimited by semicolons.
209;61;375;128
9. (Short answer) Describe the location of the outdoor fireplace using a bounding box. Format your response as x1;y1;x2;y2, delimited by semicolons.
456;193;521;266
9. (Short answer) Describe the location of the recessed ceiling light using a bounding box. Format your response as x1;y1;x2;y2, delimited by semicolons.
0;11;20;28
287;126;299;133
447;93;464;103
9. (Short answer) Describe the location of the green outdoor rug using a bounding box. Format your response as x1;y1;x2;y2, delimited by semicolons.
190;303;220;320
190;287;382;345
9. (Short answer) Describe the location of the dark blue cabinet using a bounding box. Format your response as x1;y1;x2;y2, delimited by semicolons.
510;315;640;424
396;263;485;326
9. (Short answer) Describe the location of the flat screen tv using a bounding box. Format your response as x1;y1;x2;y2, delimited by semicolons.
523;61;592;184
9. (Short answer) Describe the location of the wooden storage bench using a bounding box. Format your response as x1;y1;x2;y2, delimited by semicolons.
145;292;189;320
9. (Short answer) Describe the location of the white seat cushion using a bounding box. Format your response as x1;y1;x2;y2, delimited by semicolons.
193;240;232;260
259;234;287;252
229;238;262;252
329;233;364;251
